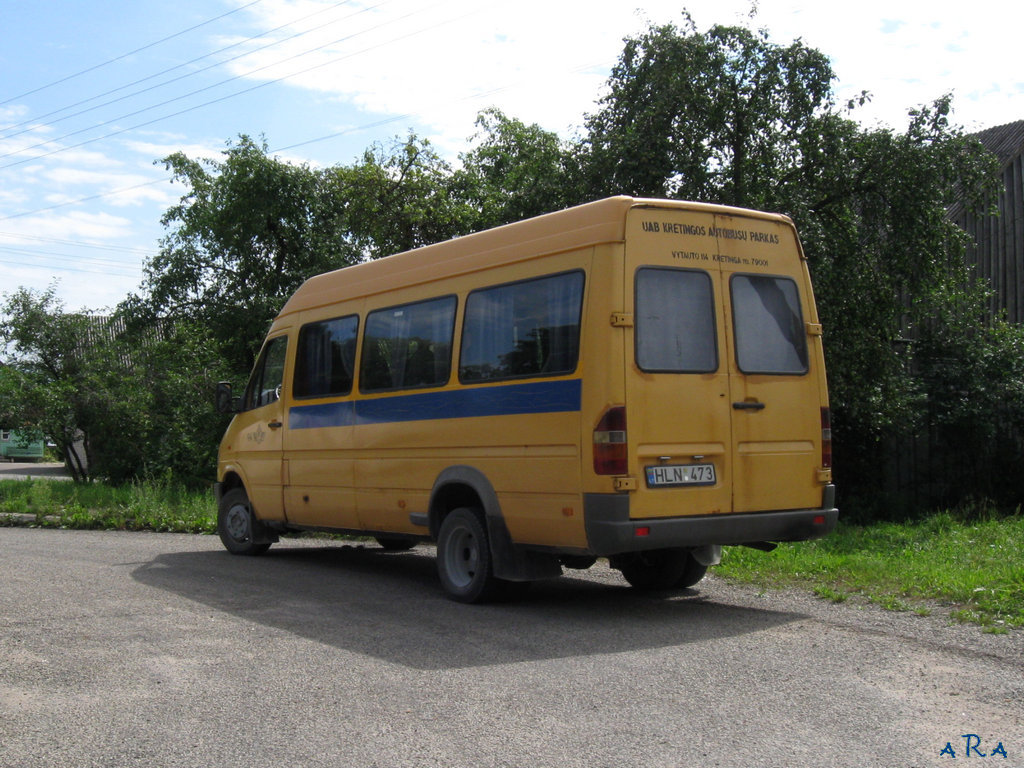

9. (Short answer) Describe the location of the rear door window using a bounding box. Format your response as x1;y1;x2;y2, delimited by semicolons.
730;274;808;374
635;267;717;373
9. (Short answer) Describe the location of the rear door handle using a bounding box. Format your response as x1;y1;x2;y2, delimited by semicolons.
267;420;283;429
732;401;765;411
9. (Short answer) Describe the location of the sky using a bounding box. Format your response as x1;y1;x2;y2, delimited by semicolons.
1;0;1022;313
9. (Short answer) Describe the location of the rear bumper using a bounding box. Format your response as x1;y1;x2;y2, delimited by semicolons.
584;485;838;555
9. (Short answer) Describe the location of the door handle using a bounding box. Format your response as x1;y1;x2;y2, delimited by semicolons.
267;420;283;429
732;401;765;411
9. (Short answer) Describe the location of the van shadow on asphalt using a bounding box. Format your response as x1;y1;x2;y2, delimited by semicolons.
131;542;806;671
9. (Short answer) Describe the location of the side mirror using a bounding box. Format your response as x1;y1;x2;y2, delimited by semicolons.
215;381;239;414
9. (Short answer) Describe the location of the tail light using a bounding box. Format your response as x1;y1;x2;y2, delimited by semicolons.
821;407;832;468
594;406;627;475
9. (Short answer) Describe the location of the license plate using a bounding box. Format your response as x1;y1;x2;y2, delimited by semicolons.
645;463;716;488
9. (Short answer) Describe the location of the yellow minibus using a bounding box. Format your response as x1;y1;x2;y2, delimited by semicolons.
214;196;837;602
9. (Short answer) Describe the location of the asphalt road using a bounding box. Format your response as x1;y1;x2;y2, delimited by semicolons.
1;528;1021;768
0;462;71;482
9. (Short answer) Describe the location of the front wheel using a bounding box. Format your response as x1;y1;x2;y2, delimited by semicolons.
217;488;272;556
436;507;503;603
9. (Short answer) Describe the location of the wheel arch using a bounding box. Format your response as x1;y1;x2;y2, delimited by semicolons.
428;466;561;582
214;469;247;509
218;469;246;495
427;465;498;539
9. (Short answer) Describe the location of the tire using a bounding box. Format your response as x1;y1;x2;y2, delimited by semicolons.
615;547;697;590
436;507;502;603
673;552;709;589
375;536;417;551
217;488;272;556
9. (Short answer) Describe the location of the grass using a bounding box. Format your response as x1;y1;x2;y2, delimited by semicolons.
0;476;216;534
716;513;1024;633
2;477;1021;631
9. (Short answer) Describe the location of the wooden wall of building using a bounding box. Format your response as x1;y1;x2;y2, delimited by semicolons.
954;121;1024;322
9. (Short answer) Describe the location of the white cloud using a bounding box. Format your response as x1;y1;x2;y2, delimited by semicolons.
0;104;30;122
12;210;133;241
758;0;1024;130
45;167;141;188
123;137;226;165
225;0;1024;145
4;0;1022;314
225;0;707;152
0;266;143;313
0;186;29;207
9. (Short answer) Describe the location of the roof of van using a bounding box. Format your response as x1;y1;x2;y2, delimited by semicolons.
278;196;790;318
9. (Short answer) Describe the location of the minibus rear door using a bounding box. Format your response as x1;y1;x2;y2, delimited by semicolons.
712;213;824;514
623;207;734;520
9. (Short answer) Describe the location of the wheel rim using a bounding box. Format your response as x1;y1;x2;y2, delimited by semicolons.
444;522;479;589
225;502;251;543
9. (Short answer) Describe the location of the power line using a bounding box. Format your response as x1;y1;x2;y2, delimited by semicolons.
0;179;171;222
273;114;413;153
0;55;611;222
0;245;146;271
0;1;442;166
0;231;154;255
0;253;143;278
0;2;466;171
0;0;265;107
0;0;369;142
272;60;609;153
0;241;150;264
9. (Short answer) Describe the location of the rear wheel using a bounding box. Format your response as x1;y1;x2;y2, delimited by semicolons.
614;547;706;590
673;552;709;589
217;488;272;556
436;507;503;603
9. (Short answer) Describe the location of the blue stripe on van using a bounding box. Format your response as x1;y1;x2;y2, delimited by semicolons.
288;378;582;430
289;400;356;429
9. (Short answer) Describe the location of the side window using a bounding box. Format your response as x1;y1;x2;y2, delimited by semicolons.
242;335;288;410
731;274;808;375
293;315;358;398
459;271;584;383
635;268;717;373
360;296;456;392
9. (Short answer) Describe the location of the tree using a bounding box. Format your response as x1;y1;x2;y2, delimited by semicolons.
913;310;1024;508
457;108;576;229
574;17;1003;514
790;100;1002;515
132;133;482;378
332;132;478;259
96;319;232;486
580;18;836;207
109;18;1007;511
128;135;361;377
1;286;231;486
0;286;103;481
